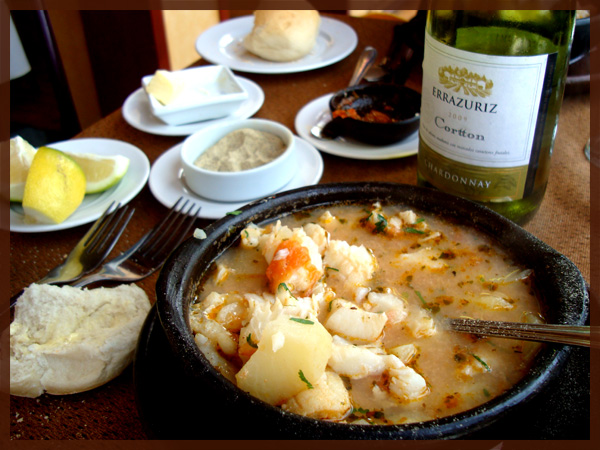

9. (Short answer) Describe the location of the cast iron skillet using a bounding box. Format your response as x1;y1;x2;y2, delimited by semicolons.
321;84;421;145
155;182;588;439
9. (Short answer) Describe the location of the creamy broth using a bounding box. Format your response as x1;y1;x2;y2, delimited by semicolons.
191;203;542;424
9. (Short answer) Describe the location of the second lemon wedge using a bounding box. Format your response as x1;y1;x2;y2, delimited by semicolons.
64;152;130;194
10;136;37;202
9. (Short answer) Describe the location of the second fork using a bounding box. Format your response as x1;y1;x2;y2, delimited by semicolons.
71;197;201;288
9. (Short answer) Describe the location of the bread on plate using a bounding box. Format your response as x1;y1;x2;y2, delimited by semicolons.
243;10;321;62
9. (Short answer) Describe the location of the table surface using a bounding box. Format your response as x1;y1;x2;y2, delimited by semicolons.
8;14;591;440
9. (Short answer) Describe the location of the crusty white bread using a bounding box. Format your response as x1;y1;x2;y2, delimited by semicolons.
243;10;321;62
10;283;151;398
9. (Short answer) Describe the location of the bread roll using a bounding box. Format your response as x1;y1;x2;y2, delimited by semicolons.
243;10;321;62
10;283;151;398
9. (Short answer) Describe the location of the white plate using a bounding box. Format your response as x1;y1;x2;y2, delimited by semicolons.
148;138;323;220
122;77;264;136
295;94;419;160
195;16;358;74
10;138;150;233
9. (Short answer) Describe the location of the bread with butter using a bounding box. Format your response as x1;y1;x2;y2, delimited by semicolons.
10;283;151;398
243;10;321;62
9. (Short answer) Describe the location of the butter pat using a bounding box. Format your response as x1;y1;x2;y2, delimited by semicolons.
145;69;184;105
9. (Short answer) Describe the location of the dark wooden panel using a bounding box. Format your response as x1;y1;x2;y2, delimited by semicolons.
80;11;159;116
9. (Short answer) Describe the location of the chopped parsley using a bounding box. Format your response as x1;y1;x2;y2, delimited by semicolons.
278;283;297;300
405;227;425;234
298;370;313;389
374;214;388;233
226;210;242;216
290;317;314;325
415;290;427;306
246;333;258;348
470;353;491;372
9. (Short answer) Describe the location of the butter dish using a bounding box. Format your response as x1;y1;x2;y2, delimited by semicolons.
142;65;248;126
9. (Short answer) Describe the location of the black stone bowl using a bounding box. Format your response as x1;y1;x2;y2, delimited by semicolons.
155;182;588;439
322;84;421;146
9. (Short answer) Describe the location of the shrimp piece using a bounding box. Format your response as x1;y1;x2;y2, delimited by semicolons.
213;263;233;285
240;223;264;248
191;316;238;357
385;355;429;402
192;292;247;333
282;370;352;420
453;347;493;380
364;292;407;324
266;238;323;296
388;343;419;365
194;333;237;383
318;211;336;226
405;308;437;338
475;292;516;310
392;247;448;272
325;299;387;343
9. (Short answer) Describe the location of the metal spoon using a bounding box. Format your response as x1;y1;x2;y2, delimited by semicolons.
310;46;378;140
446;317;596;348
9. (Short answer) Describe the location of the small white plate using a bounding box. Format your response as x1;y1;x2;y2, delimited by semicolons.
10;138;150;233
122;77;264;136
295;94;419;160
148;138;323;220
195;16;358;74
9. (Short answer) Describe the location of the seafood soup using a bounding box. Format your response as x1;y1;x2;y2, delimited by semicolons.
190;203;543;425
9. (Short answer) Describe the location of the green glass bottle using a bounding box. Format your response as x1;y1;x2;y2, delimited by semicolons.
417;10;576;224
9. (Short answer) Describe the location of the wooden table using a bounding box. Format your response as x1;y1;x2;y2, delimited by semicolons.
8;14;592;441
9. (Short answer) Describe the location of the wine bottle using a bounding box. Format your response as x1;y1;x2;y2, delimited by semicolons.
417;10;576;224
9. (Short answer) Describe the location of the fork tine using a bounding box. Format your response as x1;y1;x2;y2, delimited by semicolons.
136;197;187;252
138;199;200;262
81;201;118;246
84;205;135;266
84;203;125;248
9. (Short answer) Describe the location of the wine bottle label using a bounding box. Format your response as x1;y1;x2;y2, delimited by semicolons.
419;30;556;201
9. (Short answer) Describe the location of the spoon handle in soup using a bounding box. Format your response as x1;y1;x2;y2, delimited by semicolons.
446;318;596;348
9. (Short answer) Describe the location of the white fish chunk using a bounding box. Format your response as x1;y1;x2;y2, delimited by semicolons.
323;239;377;291
325;299;387;342
328;335;387;379
282;370;352;420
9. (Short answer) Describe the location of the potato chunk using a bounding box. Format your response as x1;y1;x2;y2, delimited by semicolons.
235;315;332;405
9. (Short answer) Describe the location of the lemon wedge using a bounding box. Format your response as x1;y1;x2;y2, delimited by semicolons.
22;147;86;224
64;152;130;194
10;136;37;202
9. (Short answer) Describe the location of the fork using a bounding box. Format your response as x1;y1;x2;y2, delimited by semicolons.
70;197;201;288
9;202;133;307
